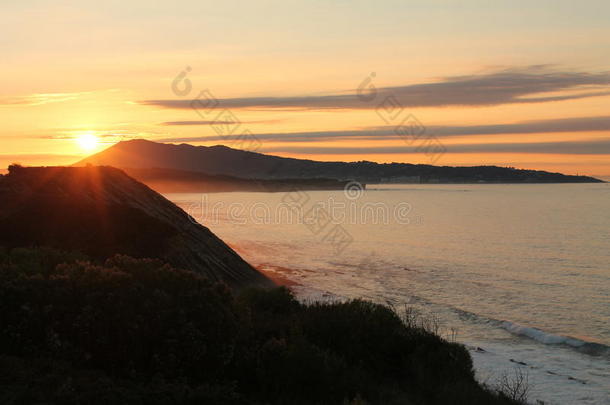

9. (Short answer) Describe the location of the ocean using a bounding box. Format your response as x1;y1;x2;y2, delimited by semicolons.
167;183;610;405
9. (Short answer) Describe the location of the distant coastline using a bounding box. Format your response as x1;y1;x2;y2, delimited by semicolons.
121;167;360;193
76;139;604;185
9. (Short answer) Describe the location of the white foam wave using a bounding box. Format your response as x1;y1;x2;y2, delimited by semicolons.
500;321;609;356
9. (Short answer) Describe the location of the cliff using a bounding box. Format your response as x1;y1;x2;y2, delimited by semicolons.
0;165;272;288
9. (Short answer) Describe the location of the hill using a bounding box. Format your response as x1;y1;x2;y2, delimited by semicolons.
0;165;272;288
76;139;602;183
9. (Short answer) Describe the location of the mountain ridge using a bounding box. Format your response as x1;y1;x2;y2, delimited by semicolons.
76;139;603;183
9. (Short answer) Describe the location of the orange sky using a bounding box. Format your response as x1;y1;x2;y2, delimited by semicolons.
2;1;610;178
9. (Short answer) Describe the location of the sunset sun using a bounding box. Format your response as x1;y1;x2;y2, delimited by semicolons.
76;133;99;152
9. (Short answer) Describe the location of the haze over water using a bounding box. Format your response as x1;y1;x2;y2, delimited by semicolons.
169;183;610;405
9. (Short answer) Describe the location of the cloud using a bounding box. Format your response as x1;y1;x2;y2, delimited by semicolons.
158;131;377;144
30;129;161;143
156;115;610;144
139;66;610;110
40;133;143;141
408;115;610;136
160;119;283;126
0;92;91;106
257;139;610;155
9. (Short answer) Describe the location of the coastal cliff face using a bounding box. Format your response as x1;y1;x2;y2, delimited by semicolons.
0;165;272;289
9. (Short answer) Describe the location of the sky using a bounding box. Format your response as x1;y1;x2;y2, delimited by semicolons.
2;0;610;177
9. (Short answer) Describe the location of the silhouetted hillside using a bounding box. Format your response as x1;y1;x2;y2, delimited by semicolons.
77;139;602;183
0;165;272;288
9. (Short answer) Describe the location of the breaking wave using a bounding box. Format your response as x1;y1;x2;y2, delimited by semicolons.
500;321;610;357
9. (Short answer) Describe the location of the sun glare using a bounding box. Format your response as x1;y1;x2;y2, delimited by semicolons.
76;133;99;152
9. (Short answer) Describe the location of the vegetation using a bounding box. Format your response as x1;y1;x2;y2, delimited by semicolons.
0;247;522;404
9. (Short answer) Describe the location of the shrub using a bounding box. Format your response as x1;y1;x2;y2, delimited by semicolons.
0;251;238;381
0;247;520;405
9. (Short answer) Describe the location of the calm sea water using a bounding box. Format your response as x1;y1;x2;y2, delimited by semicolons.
167;183;610;405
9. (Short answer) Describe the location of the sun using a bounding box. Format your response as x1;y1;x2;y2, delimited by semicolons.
76;133;99;152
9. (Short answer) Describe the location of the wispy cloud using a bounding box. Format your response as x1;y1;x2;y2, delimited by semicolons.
157;115;610;144
0;92;92;106
140;66;610;110
258;139;610;155
390;115;610;136
160;119;283;126
29;128;164;143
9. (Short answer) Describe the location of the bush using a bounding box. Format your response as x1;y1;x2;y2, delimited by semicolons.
0;251;238;381
0;247;520;405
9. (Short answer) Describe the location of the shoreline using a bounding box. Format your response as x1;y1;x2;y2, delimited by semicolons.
257;264;303;288
252;264;610;405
